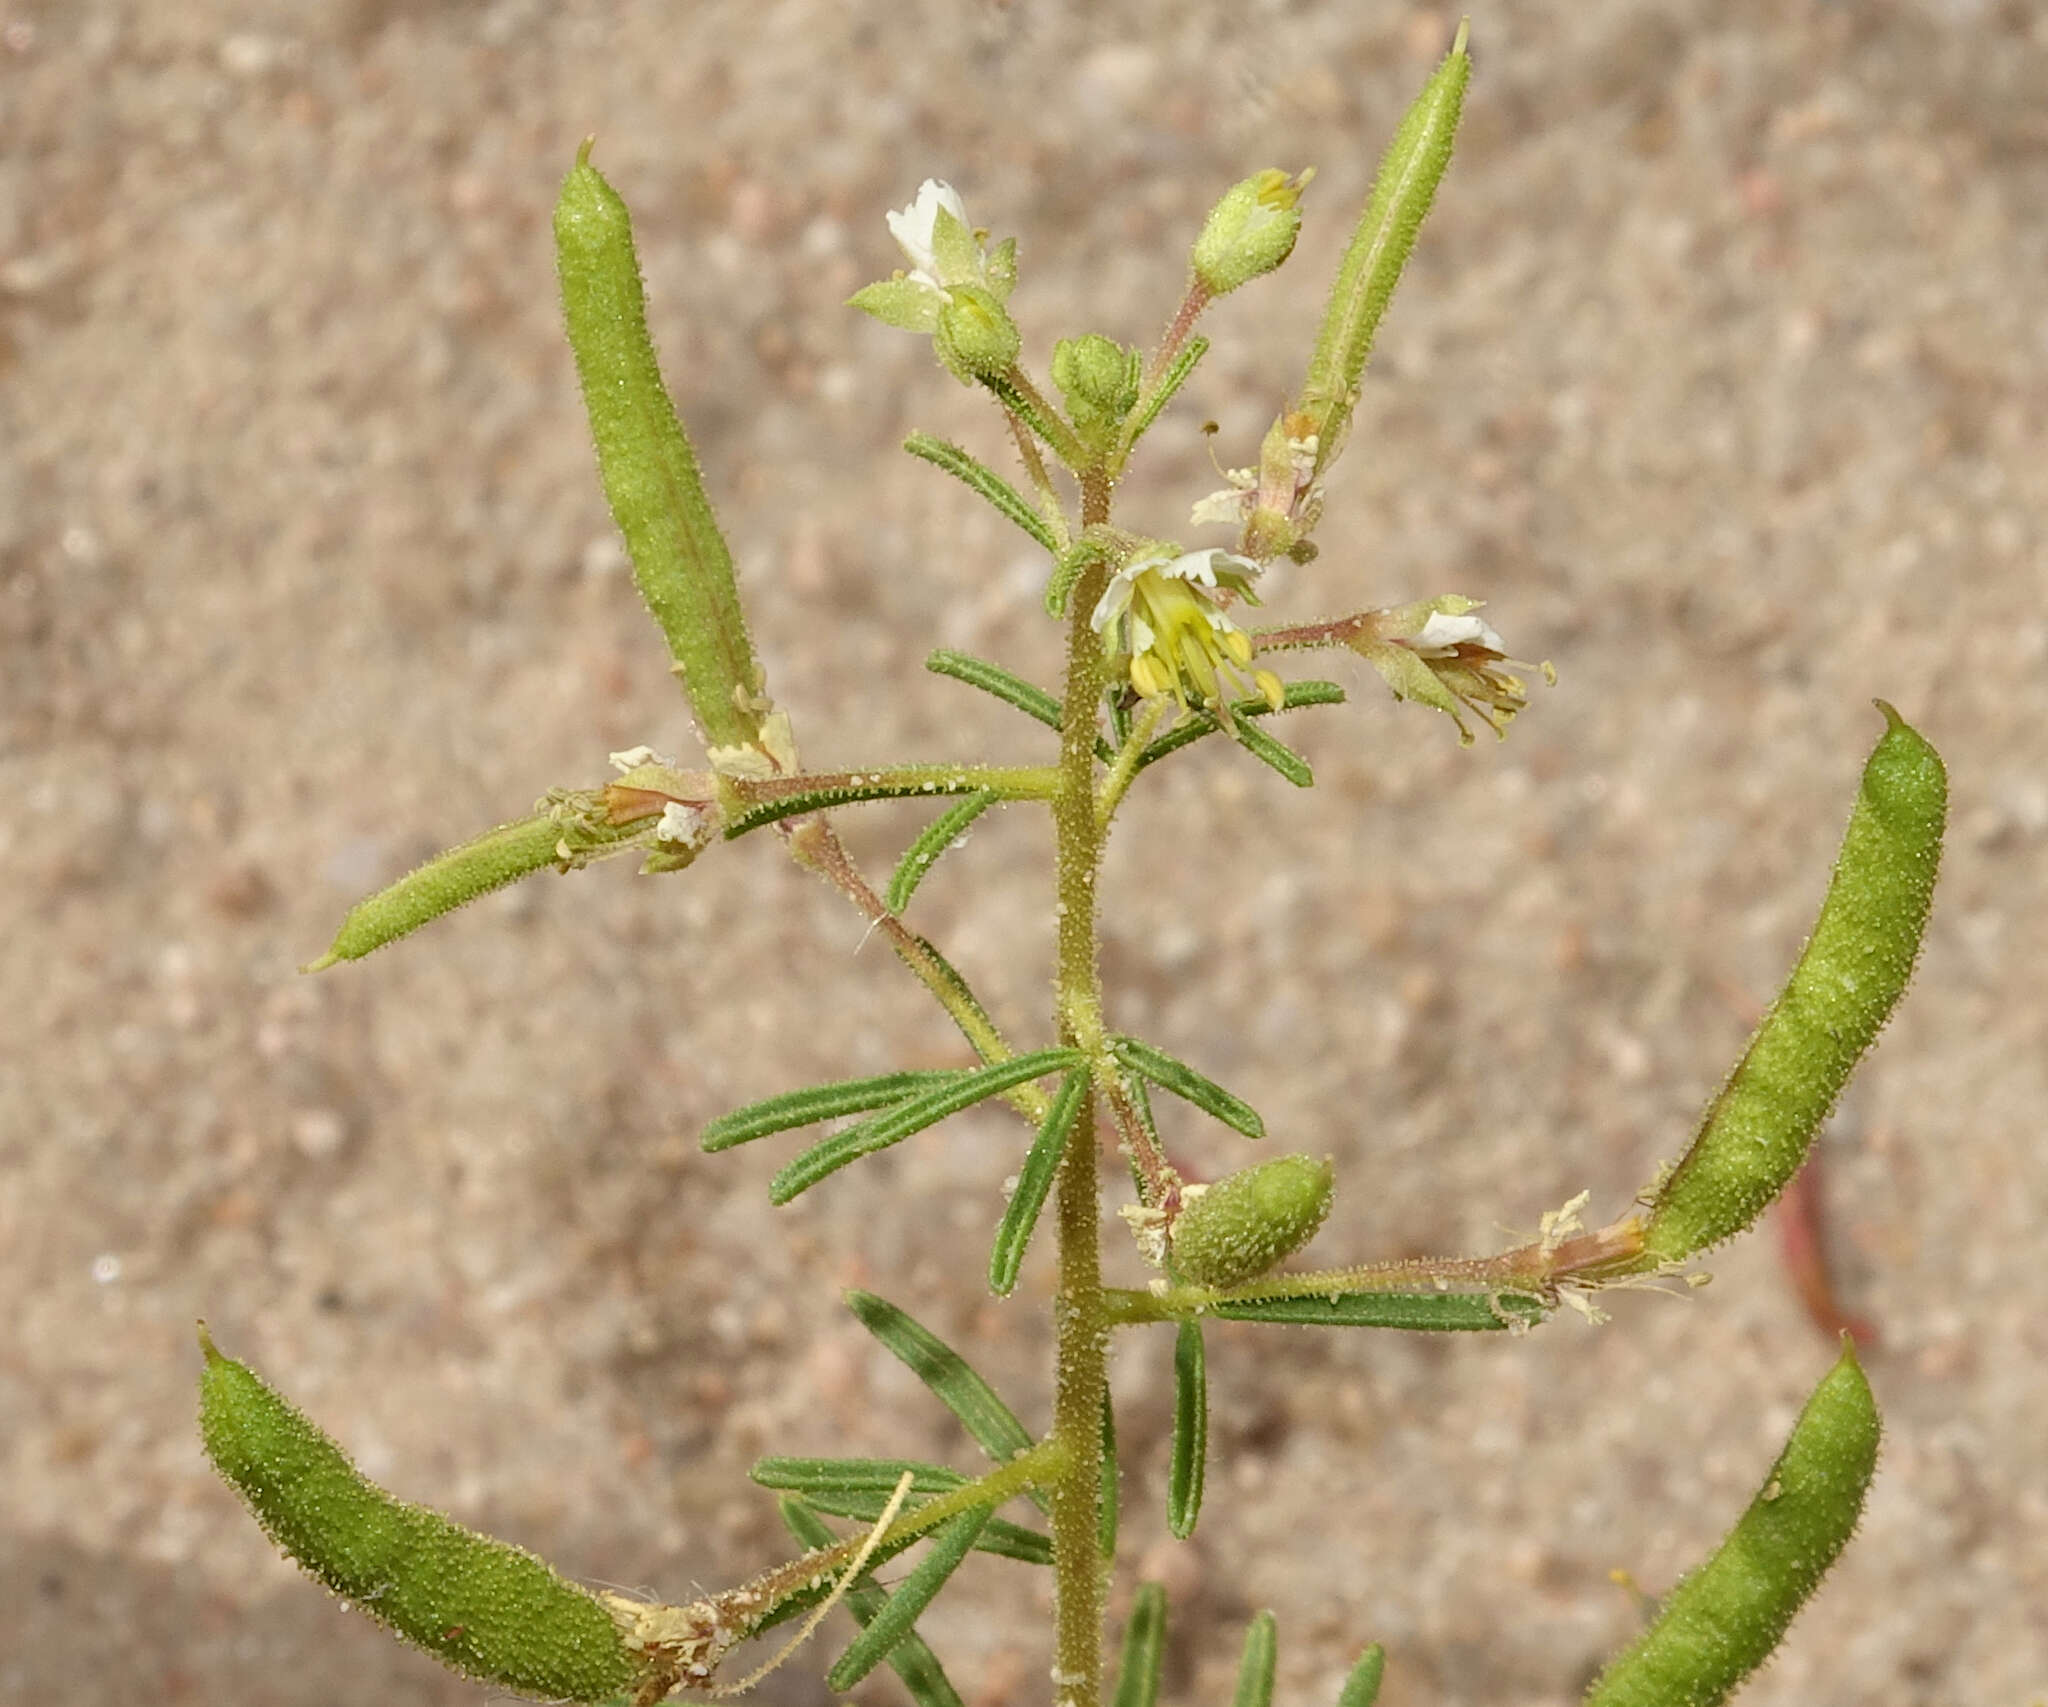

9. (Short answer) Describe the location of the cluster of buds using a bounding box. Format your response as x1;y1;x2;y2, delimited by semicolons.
851;180;1022;383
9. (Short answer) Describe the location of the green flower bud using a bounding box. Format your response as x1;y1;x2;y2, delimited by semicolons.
1189;168;1312;298
1051;333;1143;451
1169;1154;1335;1288
933;284;1022;383
196;1326;636;1703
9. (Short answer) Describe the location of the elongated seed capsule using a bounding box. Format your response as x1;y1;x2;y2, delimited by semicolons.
1583;1343;1881;1707
555;142;767;754
196;1326;636;1703
305;802;646;971
1296;21;1469;483
1641;705;1945;1264
1169;1154;1335;1289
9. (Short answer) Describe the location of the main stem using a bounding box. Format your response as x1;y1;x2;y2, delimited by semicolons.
1048;469;1114;1707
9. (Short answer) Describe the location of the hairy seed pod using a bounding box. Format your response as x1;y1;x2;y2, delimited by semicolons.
197;1326;636;1703
1169;1155;1335;1289
555;142;768;754
1642;705;1945;1264
1583;1343;1881;1707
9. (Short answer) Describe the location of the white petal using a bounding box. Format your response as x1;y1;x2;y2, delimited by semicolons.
886;179;966;280
1089;572;1137;634
1412;611;1504;653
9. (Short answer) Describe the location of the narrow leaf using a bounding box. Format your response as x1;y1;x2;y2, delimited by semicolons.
1228;716;1313;787
1121;335;1210;452
702;1070;961;1153
750;1457;965;1499
771;1049;1079;1205
1132;680;1345;776
781;1491;1050;1565
1209;1290;1547;1332
778;1497;965;1707
1111;1036;1265;1139
1045;538;1110;619
844;1292;1044;1503
825;1508;991;1692
989;1067;1091;1296
1099;1388;1120;1560
1584;1344;1881;1707
1167;1321;1207;1539
1298;25;1470;483
1232;1612;1278;1707
904;434;1061;554
890;790;1001;915
925;649;1114;761
723;766;1048;839
1336;1645;1386;1707
1111;1583;1168;1707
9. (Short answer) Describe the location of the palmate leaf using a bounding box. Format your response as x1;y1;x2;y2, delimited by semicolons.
778;1496;964;1707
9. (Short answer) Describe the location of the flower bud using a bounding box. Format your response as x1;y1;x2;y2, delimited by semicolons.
1189;168;1312;297
933;284;1022;383
1169;1154;1334;1288
1052;334;1143;451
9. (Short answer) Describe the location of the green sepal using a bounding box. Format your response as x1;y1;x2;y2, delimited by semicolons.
825;1507;992;1692
1228;716;1314;787
1111;1583;1169;1707
1336;1645;1387;1707
1297;26;1470;483
777;1497;966;1707
1167;1320;1207;1539
903;433;1062;553
1583;1344;1881;1707
770;1049;1079;1204
1641;706;1945;1263
844;1291;1048;1512
988;1067;1091;1296
554;148;768;753
701;1069;961;1152
890;790;1002;914
850;277;944;332
1110;1035;1265;1139
1233;1611;1279;1707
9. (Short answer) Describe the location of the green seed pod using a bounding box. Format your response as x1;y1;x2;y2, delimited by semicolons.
197;1326;636;1703
1642;705;1945;1264
1169;1154;1335;1289
1583;1343;1881;1707
555;142;769;755
1297;22;1469;483
304;794;649;971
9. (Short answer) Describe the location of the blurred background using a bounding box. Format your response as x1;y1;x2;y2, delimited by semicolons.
4;2;2044;1703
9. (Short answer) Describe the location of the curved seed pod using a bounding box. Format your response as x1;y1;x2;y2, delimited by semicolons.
305;796;652;971
1642;705;1945;1264
1583;1343;1881;1707
555;143;770;756
1168;1155;1335;1289
196;1326;635;1703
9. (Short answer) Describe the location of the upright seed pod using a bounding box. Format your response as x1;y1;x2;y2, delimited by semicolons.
196;1326;637;1703
1641;705;1945;1265
554;142;771;758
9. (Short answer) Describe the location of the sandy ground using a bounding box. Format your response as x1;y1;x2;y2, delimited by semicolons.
4;3;2046;1705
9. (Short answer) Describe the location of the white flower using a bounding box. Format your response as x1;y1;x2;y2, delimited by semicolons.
886;179;969;289
1090;548;1283;714
1410;610;1505;655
